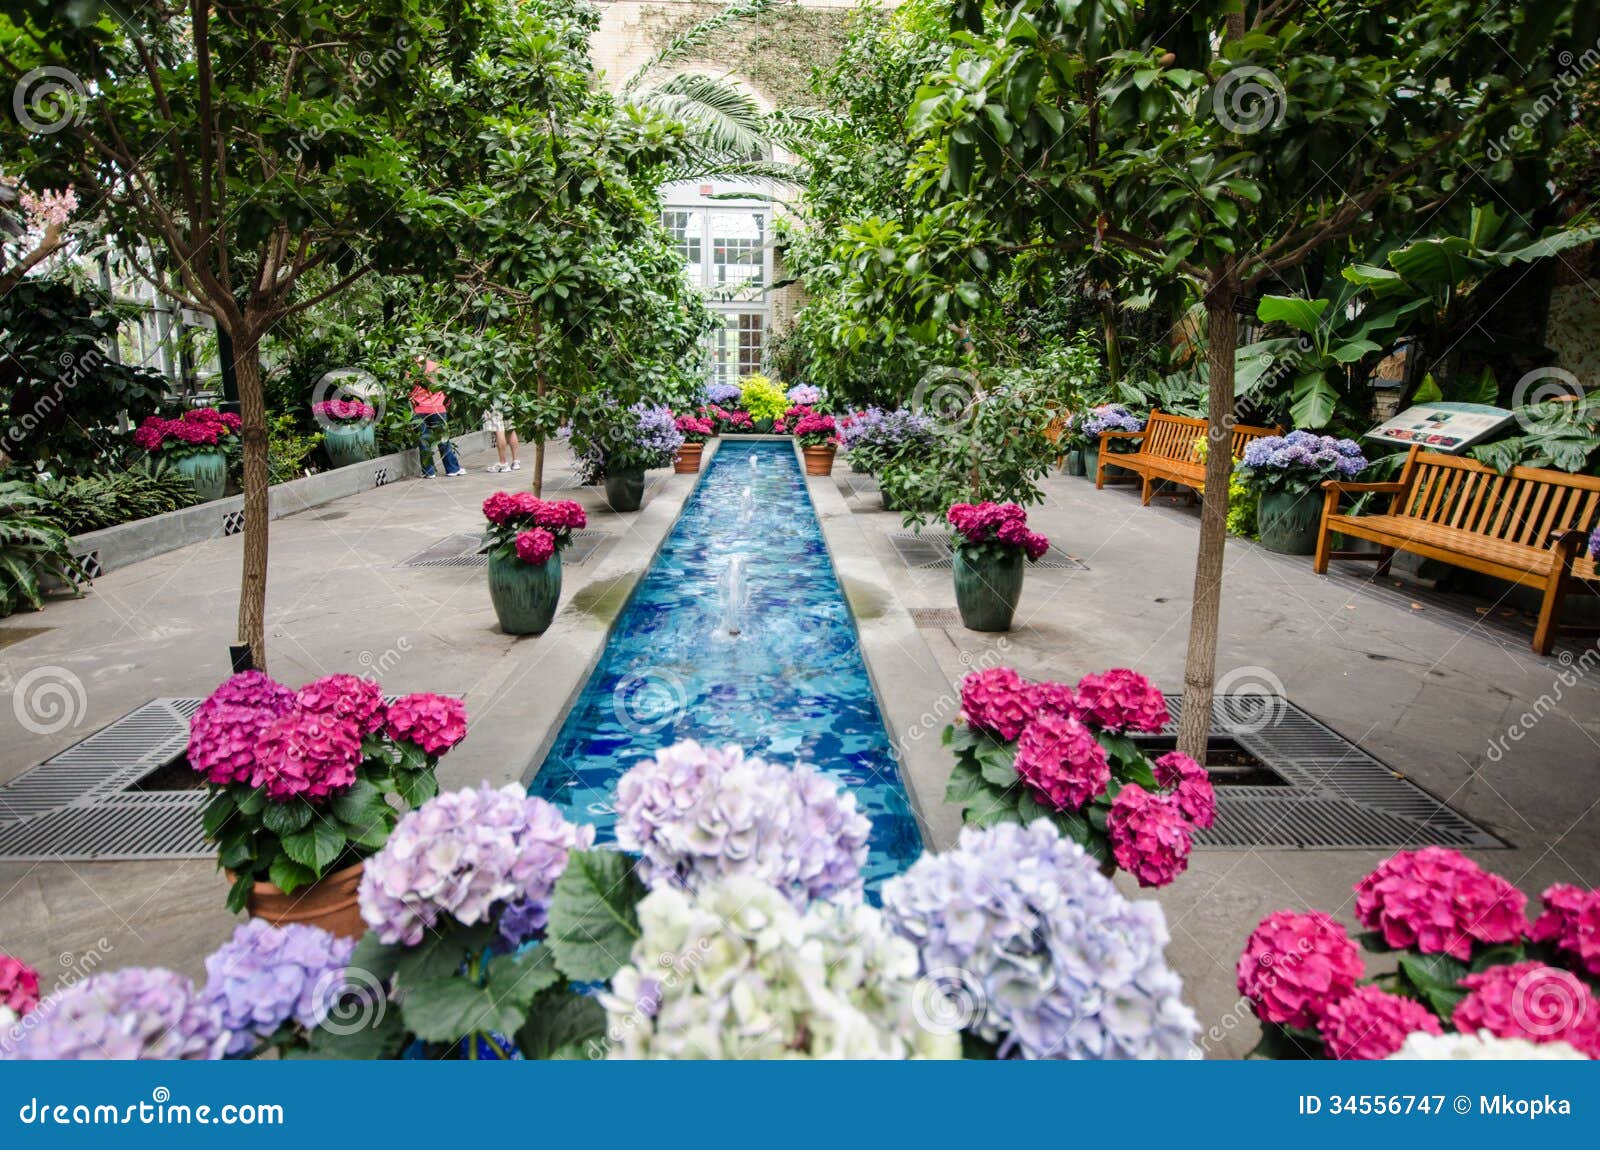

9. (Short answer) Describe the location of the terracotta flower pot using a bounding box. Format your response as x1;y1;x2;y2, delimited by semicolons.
674;442;704;474
230;859;367;940
801;444;837;476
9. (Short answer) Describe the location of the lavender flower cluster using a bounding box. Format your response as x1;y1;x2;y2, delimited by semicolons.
704;381;744;407
785;383;823;405
1074;404;1144;437
358;783;594;947
202;920;355;1056
613;740;871;906
882;820;1199;1060
840;407;937;455
9;969;229;1060
1242;429;1367;475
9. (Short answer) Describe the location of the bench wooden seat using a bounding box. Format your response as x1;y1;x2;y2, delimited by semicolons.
1313;446;1600;654
1095;410;1280;505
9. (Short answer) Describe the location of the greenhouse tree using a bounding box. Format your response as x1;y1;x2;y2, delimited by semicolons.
0;0;474;667
859;0;1599;757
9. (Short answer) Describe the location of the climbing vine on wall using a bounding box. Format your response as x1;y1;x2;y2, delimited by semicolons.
640;3;852;107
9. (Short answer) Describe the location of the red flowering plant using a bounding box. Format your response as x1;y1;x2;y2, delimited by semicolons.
190;671;466;911
674;413;715;443
480;492;587;568
1236;850;1600;1059
946;502;1050;562
792;413;840;448
702;405;752;434
943;666;1213;887
131;407;241;460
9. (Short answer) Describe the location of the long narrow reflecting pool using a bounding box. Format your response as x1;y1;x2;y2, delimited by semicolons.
528;439;921;892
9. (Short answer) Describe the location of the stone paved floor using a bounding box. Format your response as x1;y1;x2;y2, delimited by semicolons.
2;448;1596;1058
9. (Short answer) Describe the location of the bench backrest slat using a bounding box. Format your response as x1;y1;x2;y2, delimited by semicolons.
1136;411;1277;464
1392;447;1600;545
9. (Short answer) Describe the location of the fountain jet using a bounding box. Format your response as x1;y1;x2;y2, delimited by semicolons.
719;554;750;636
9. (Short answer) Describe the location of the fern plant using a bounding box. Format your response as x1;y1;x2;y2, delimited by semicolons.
0;481;87;617
32;467;200;533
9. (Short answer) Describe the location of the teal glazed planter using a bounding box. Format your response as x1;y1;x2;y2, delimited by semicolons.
605;470;646;512
752;418;775;434
1256;488;1323;555
487;551;562;635
323;422;376;469
172;450;228;502
952;547;1025;632
1064;449;1087;477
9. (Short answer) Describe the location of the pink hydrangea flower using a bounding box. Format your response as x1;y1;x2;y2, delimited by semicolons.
1452;962;1600;1058
0;954;41;1015
535;500;586;531
1320;986;1442;1060
1353;848;1528;960
250;710;362;803
169;419;222;445
515;528;556;565
187;672;296;785
483;491;523;525
1075;668;1169;733
1024;679;1078;720
1154;751;1216;829
385;693;467;756
219;412;242;432
959;667;1034;741
1107;784;1193;887
1530;884;1600;977
1236;910;1365;1029
132;416;172;450
208;671;295;712
294;674;386;735
1014;712;1109;812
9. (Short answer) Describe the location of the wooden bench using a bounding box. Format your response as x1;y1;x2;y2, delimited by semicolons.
1313;446;1600;654
1095;410;1280;504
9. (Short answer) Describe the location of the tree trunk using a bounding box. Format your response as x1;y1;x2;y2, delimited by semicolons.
1101;295;1123;383
233;325;271;669
532;322;546;497
1176;278;1239;761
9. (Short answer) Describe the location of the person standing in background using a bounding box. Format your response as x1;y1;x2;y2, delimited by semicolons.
483;398;521;473
411;357;463;478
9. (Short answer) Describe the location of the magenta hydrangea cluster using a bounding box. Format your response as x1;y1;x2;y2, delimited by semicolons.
10;969;227;1060
1013;711;1108;812
0;953;41;1016
959;666;1037;741
186;671;296;785
294;673;386;734
1354;847;1528;959
311;399;376;422
1074;668;1170;733
251;709;363;803
515;528;556;565
1530;883;1600;976
358;783;593;947
1319;985;1443;1060
481;491;587;532
613;739;871;907
202;920;355;1056
384;693;468;756
1451;962;1600;1058
131;408;240;452
945;502;1049;559
1106;784;1194;887
1236;910;1365;1030
1154;751;1216;829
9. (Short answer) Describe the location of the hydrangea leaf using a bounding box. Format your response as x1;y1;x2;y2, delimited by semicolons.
515;986;607;1060
483;947;561;1016
547;849;645;982
267;852;317;895
395;768;438;809
280;818;347;874
295;1007;407;1060
201;790;237;838
394;921;496;986
944;756;987;805
401;978;522;1043
975;741;1019;787
262;798;314;837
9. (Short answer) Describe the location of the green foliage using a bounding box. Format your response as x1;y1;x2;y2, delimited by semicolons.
0;479;86;616
1471;392;1600;475
31;466;198;533
267;415;324;485
739;374;788;422
545;849;646;983
1226;476;1259;540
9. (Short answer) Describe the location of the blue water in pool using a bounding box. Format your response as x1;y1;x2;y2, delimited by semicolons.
528;439;922;893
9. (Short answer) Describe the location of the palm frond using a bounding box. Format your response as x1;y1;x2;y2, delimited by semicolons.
662;158;808;187
631;72;768;157
622;0;780;94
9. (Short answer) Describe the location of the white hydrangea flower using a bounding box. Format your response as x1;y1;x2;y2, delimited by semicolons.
599;877;959;1060
1388;1029;1588;1060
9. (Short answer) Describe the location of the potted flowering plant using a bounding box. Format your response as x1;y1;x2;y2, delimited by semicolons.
738;373;788;431
672;413;714;473
480;491;587;634
1071;404;1144;481
785;382;824;409
312;398;378;468
587;403;683;511
704;380;744;409
1237;849;1600;1060
793;413;841;475
943;665;1215;889
945;501;1050;631
703;404;753;434
1237;430;1368;555
188;670;465;937
131;407;240;501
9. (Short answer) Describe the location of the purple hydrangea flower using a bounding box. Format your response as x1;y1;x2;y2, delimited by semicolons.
705;381;744;406
10;969;228;1060
1589;525;1598;560
613;739;871;906
1243;430;1368;478
881;820;1199;1060
1074;404;1145;437
202;920;356;1056
841;407;936;454
786;384;823;405
629;402;686;466
358;784;594;947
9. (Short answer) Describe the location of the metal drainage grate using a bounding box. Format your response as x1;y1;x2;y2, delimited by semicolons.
890;530;1087;572
401;530;609;569
1145;694;1504;851
909;607;962;629
0;699;210;860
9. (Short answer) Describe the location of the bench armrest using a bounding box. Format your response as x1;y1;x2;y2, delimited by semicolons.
1097;429;1146;445
1549;528;1591;560
1319;480;1406;493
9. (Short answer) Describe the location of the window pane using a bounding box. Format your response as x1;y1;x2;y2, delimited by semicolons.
711;211;764;291
662;209;705;287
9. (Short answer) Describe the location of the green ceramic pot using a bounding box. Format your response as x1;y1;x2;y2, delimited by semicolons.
1256;488;1323;555
604;469;646;512
1064;449;1087;477
323;423;376;469
172;450;228;502
952;546;1025;632
487;551;562;635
